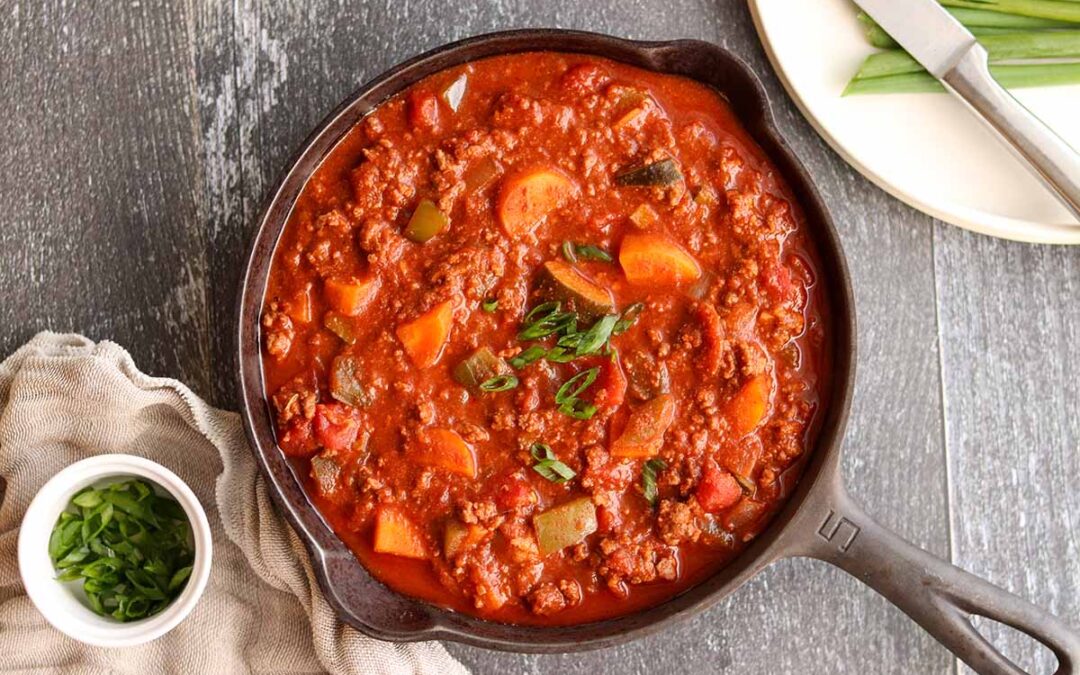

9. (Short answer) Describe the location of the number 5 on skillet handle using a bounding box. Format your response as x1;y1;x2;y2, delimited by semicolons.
791;475;1080;675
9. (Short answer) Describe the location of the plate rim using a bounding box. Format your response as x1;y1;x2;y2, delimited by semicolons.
747;0;1080;245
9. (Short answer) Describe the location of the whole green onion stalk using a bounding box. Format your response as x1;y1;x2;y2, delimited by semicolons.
848;2;1080;95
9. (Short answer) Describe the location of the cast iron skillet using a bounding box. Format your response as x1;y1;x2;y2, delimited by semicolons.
236;29;1080;674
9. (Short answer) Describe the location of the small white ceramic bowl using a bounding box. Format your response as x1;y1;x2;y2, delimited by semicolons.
18;454;213;647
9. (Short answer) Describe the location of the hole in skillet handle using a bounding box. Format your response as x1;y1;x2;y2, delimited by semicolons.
970;614;1060;675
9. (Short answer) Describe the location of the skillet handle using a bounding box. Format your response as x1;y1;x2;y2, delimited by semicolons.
796;484;1080;675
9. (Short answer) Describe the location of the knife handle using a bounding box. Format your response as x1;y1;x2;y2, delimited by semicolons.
943;45;1080;223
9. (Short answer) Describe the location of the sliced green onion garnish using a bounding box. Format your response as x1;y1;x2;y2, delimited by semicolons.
518;310;576;341
559;399;598;420
564;242;613;263
561;240;578;263
48;479;194;622
642;458;667;505
573;314;619;355
479;374;519;392
613;302;645;335
530;443;553;462
554;367;600;420
509;345;547;369
555;367;599;405
545;346;575;363
517;299;626;374
529;443;577;483
525;301;561;323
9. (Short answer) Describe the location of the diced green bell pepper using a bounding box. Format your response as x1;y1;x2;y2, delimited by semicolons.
533;497;597;556
405;199;449;243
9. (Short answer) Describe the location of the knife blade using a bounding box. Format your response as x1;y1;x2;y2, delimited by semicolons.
853;0;1080;222
854;0;977;78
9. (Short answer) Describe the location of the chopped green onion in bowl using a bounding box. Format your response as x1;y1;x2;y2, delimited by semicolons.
19;454;212;647
49;478;196;622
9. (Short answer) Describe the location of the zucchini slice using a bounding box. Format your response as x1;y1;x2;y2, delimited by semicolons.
615;158;682;187
405;199;449;243
539;260;615;317
310;454;341;496
453;347;511;391
330;354;372;407
533;497;598;556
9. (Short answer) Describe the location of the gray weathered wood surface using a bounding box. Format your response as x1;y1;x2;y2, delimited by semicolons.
1;1;1076;673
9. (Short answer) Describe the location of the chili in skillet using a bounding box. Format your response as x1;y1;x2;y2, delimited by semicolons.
260;52;827;625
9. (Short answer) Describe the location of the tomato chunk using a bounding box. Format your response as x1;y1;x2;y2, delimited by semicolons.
721;497;768;532
761;260;797;305
277;417;317;457
312;402;361;452
406;90;440;131
493;471;538;512
579;355;626;410
721;436;764;490
561;63;608;94
695;460;743;513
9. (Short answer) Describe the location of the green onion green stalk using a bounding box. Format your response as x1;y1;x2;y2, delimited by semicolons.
844;62;1080;95
849;3;1080;95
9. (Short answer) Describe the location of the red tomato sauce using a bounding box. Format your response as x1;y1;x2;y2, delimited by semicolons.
260;52;829;625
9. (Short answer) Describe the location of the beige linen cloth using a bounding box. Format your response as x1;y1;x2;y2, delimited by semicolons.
0;332;468;675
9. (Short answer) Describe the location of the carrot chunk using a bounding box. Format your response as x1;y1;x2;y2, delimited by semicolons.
396;299;454;368
373;505;427;559
324;276;380;317
610;394;676;458
726;373;773;438
619;233;702;287
417;428;477;478
497;168;575;236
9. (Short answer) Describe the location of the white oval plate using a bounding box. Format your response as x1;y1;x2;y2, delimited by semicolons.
748;0;1080;244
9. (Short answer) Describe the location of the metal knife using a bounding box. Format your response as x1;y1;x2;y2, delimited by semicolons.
854;0;1080;223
